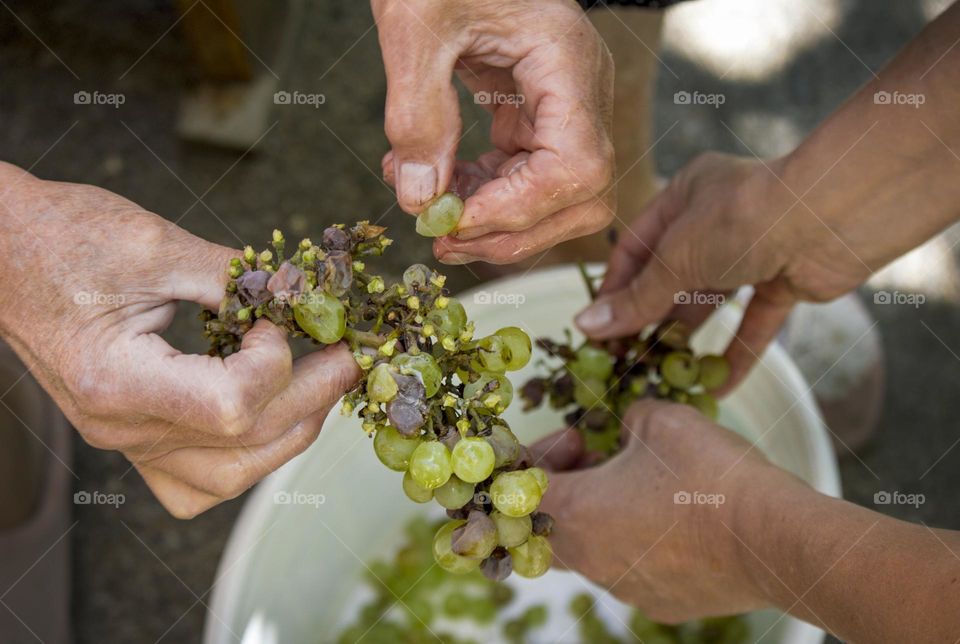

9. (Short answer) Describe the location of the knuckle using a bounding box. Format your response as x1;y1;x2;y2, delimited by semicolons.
208;464;254;500
581;144;615;194
213;392;255;437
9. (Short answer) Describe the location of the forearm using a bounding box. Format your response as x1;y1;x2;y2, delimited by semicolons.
777;1;960;270
734;475;960;642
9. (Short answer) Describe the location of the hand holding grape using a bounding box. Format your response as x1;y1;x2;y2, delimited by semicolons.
0;163;360;518
534;399;783;623
373;0;617;264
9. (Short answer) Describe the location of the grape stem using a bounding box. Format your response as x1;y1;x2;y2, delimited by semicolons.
344;328;386;348
577;262;597;301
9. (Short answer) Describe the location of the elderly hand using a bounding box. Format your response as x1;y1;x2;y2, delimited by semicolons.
0;164;359;518
373;0;616;264
533;399;795;623
573;152;881;389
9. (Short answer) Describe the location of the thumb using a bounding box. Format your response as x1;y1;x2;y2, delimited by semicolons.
378;6;461;213
575;259;684;340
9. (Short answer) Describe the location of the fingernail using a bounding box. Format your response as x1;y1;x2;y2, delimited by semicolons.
397;161;438;210
575;301;613;332
439;252;481;265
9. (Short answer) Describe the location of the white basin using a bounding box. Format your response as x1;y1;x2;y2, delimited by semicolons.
204;265;840;644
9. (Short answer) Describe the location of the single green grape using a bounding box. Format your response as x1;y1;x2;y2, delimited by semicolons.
463;373;513;410
409;441;453;489
391;352;442;397
433;520;481;574
415;193;464;237
698;354;731;391
434;476;475;509
428;298;467;337
526;467;548;494
689;393;719;420
491;510;532;548
442;592;470;618
373;426;421;471
569;345;613;381
402;263;431;291
489;470;542;517
451;437;496;483
367;363;399;403
477;335;509;373
495;326;532;371
661;351;700;389
508;535;552;578
523;605;548;627
401;470;433;503
573;377;607;409
292;290;345;344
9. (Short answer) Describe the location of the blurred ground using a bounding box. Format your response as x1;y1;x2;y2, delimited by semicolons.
1;0;959;641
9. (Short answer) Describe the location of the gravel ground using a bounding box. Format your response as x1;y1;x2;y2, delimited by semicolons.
1;0;958;642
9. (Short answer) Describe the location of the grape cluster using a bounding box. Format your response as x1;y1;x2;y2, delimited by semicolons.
202;204;552;580
521;316;730;460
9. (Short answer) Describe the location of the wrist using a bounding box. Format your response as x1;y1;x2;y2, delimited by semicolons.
721;462;811;608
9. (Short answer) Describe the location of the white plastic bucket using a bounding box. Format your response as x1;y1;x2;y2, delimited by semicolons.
204;265;840;644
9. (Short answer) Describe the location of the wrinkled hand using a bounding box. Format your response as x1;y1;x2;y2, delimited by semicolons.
575;152;875;388
373;0;616;264
533;399;794;623
0;164;359;518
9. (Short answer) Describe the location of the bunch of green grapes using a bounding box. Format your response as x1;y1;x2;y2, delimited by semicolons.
203;195;552;580
521;281;731;460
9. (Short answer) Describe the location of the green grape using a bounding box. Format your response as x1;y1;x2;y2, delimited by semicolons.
463;373;513;411
477;335;509;373
415;192;464;237
661;351;700;389
689;393;719;419
486;425;520;468
491;510;532;548
698;354;731;391
451;437;496;483
428;298;467;337
373;426;421;471
433;520;481;574
442;592;470;618
391;352;442;397
490;470;542;517
569;345;613;381
402;263;431;291
508;535;552;578
570;593;594;617
573;377;607;409
292;290;345;344
367;363;399;403
495;327;532;371
526;467;548;494
523;605;548;627
434;476;475;509
402;470;434;503
409;441;453;489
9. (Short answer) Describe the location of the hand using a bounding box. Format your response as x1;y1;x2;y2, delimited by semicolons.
373;0;616;264
573;152;877;388
0;164;360;518
533;399;799;623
